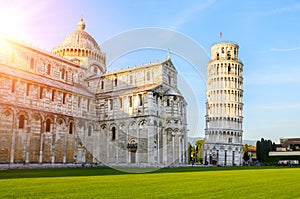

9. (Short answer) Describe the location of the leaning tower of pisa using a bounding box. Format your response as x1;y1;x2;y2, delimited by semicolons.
204;41;244;166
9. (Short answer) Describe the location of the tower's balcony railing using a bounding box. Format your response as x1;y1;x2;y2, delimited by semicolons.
208;57;243;63
210;40;239;46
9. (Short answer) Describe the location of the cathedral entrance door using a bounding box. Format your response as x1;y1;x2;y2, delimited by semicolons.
131;151;136;163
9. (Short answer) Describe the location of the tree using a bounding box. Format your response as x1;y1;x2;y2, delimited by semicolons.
256;138;274;162
195;140;204;164
243;144;249;155
243;151;250;162
271;142;276;151
243;144;250;162
187;142;192;164
191;145;196;163
256;140;262;162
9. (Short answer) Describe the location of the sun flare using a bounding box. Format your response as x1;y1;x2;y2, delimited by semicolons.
0;0;46;40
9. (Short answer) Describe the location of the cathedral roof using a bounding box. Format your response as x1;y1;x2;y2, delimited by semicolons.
97;84;160;98
88;59;172;80
0;63;94;97
52;18;101;52
164;88;182;96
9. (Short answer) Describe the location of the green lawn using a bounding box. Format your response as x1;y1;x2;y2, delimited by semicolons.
0;167;299;198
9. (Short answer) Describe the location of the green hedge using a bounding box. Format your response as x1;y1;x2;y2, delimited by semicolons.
264;156;300;164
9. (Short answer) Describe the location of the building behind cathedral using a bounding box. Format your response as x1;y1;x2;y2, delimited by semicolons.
0;19;188;167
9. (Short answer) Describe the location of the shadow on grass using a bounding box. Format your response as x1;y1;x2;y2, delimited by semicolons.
0;166;295;179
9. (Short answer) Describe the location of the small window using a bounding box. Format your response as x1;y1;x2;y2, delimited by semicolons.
138;94;143;106
114;77;118;87
119;97;123;109
52;90;55;101
130;75;133;84
62;93;66;104
47;64;51;75
69;122;74;134
227;51;231;60
94;66;98;73
87;99;90;111
147;71;150;81
112;127;116;140
88;126;92;136
30;58;34;70
65;71;68;81
101;80;104;89
166;99;170;106
11;79;16;93
216;53;219;60
61;68;65;80
46;119;51;132
19;115;25;129
39;87;43;99
78;96;81;107
228;137;232;143
26;83;30;96
168;75;171;84
129;96;133;107
228;65;231;73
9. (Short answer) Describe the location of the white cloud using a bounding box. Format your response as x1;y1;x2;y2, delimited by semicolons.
252;2;300;16
261;103;300;110
246;68;300;85
169;0;216;29
270;47;300;52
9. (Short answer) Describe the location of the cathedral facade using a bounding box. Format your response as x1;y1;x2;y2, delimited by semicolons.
0;19;187;167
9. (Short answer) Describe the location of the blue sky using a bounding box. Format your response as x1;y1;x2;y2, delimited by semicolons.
1;0;300;142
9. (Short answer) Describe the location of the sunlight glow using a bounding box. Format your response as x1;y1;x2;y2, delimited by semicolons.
0;0;46;40
0;2;25;38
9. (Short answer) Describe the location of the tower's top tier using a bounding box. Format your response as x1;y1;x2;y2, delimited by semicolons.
210;42;239;62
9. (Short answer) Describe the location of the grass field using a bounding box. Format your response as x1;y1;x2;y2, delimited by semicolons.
0;167;299;198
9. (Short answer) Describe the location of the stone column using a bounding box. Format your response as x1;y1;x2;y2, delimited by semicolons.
106;127;109;164
92;129;97;164
178;136;182;164
74;134;78;164
82;147;86;163
147;92;154;115
147;124;155;165
63;119;67;164
126;127;129;164
116;126;119;164
163;128;167;164
9;112;17;164
136;127;139;164
39;122;44;164
25;124;31;164
51;116;56;164
184;135;187;164
157;125;160;165
172;132;175;164
39;116;44;164
125;125;130;164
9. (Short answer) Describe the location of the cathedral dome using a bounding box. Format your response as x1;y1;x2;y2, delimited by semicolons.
51;18;106;72
53;18;101;52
